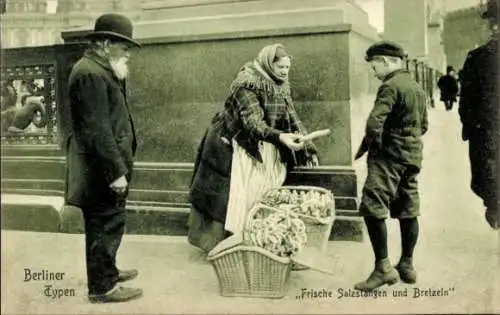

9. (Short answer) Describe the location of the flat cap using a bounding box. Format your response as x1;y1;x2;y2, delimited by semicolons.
365;41;407;61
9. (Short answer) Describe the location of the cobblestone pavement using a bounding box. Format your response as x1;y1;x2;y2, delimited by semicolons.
2;104;499;314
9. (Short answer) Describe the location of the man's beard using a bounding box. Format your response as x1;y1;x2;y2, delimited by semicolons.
110;57;129;80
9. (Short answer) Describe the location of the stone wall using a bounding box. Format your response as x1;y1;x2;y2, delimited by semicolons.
61;0;380;166
427;23;447;72
348;29;381;159
126;31;352;165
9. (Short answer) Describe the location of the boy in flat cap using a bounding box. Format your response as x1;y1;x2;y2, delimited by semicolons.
354;41;428;291
459;0;499;230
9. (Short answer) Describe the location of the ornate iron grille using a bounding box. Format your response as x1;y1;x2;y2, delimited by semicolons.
1;64;59;145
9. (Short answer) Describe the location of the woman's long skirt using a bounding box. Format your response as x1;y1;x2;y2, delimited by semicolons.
188;139;286;252
224;139;287;234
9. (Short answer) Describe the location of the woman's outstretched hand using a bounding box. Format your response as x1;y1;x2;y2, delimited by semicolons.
279;133;305;151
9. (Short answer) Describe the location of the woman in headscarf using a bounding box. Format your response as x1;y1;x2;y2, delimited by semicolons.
188;44;319;253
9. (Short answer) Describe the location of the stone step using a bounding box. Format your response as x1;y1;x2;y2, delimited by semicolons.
0;194;364;241
1;158;361;216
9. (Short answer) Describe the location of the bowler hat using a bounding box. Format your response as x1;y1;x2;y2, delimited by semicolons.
87;13;140;47
365;41;407;61
482;0;498;21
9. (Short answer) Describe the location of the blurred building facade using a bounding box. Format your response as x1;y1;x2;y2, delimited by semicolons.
0;0;141;48
0;0;490;72
442;5;491;70
355;0;486;72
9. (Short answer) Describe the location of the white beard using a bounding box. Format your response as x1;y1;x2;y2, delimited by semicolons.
110;57;129;80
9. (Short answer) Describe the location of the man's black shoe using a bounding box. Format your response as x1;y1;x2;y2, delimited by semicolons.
118;269;138;282
89;285;143;303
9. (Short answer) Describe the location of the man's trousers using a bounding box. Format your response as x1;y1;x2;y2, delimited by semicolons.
468;127;499;212
81;199;126;295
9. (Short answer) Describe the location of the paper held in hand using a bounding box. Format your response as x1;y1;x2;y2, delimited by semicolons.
291;246;338;274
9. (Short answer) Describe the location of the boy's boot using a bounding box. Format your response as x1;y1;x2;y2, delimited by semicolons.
354;258;398;291
395;257;417;284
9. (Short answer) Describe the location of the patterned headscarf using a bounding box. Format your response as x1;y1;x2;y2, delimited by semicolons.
255;44;291;83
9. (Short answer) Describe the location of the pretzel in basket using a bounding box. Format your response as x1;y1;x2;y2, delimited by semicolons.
246;208;307;257
261;188;333;219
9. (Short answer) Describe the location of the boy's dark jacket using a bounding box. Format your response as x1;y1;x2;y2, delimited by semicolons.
355;69;428;168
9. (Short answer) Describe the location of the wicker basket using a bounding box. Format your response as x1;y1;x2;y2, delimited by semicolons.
207;243;291;299
261;185;336;252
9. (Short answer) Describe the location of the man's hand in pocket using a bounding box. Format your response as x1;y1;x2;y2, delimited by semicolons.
110;175;128;194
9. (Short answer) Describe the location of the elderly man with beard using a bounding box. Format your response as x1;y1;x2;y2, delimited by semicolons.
64;13;142;303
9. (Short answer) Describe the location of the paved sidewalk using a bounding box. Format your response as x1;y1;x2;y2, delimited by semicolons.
1;228;498;314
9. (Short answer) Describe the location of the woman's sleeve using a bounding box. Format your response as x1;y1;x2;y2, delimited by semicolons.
234;88;282;145
287;98;317;154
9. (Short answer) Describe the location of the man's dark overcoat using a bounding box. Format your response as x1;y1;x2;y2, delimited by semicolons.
459;35;499;209
64;50;137;210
